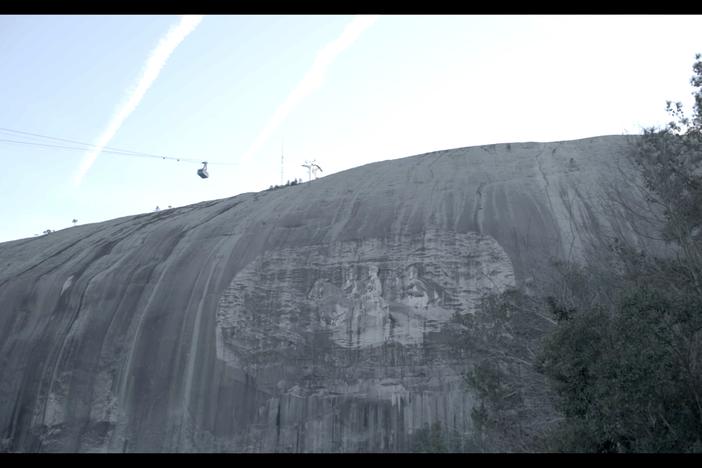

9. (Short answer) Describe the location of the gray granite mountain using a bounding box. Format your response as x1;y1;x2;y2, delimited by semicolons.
0;135;658;452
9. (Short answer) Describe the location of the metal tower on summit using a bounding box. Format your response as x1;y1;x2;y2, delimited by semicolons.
302;160;322;181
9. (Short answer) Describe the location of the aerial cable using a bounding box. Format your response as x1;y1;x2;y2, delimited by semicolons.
0;127;168;159
0;138;171;158
0;137;200;162
0;127;238;166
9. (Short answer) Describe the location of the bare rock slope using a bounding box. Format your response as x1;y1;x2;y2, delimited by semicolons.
0;135;653;452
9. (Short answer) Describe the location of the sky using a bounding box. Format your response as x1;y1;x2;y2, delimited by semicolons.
1;15;701;243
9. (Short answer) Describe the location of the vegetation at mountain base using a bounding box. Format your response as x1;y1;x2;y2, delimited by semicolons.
462;54;702;453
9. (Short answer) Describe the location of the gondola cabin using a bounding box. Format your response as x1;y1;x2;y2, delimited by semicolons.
197;161;209;179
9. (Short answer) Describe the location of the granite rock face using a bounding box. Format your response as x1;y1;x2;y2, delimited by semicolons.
0;135;658;452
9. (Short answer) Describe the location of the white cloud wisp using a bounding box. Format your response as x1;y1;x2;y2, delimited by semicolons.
74;15;204;186
239;15;379;163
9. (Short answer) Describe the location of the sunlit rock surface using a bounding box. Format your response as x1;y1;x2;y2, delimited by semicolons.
0;135;656;452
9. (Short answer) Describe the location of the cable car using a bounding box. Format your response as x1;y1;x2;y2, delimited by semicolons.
197;161;209;179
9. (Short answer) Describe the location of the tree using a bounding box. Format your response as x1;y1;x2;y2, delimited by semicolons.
630;53;702;296
536;54;702;452
460;289;560;452
537;285;702;452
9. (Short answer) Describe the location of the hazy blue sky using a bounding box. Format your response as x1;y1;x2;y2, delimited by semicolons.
1;15;701;242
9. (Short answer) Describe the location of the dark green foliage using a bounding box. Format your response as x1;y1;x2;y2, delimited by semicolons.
450;55;702;453
266;178;303;192
631;55;702;289
545;295;576;322
532;54;702;452
537;287;702;452
459;289;560;452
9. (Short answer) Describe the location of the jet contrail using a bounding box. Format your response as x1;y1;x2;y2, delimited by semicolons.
240;15;379;163
74;15;204;185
